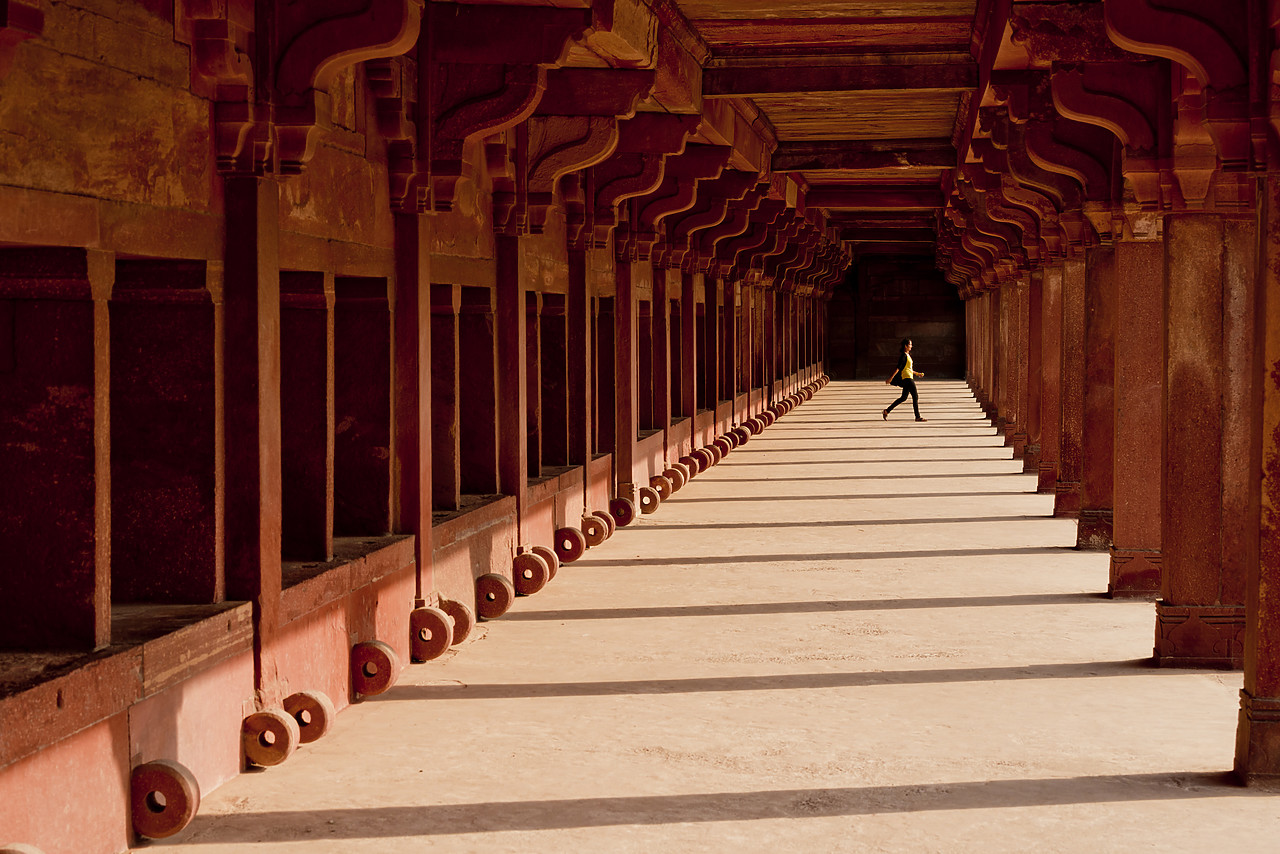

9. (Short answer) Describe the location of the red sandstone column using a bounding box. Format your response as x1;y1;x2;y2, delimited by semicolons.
986;290;998;418
526;291;544;476
1077;247;1116;549
567;247;593;468
705;274;722;407
223;176;284;698
1236;175;1280;783
496;233;530;527
614;259;639;497
1038;264;1064;494
1054;258;1085;516
1155;212;1254;668
680;269;697;417
652;265;671;435
993;286;1003;435
637;298;654;430
1109;240;1163;596
1016;278;1032;454
1024;271;1044;474
723;279;738;413
393;213;432;601
1005;280;1029;455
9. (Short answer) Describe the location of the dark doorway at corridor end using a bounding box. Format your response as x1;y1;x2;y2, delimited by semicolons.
828;255;966;380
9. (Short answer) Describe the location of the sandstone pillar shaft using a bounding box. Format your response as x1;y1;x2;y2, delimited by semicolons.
1109;240;1163;596
1024;271;1044;473
1156;213;1254;667
223;176;283;699
1038;264;1064;494
1054;259;1085;516
1236;175;1280;782
1078;247;1116;548
393;214;432;601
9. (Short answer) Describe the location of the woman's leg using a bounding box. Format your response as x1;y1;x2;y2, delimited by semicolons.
886;385;910;414
907;380;921;419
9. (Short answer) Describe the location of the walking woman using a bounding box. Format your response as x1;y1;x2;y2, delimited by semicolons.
883;337;926;421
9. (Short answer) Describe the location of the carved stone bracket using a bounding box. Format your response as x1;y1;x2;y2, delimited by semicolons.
694;184;770;275
665;170;761;270
634;145;732;263
178;1;266;175
274;0;424;173
590;114;701;253
525;68;657;233
1104;0;1250;169
1051;61;1170;210
367;54;427;212
428;5;598;211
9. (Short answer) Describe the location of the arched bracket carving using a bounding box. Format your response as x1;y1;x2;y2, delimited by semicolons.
274;0;424;174
665;170;760;270
590;114;701;253
432;63;546;212
1104;0;1246;93
1051;61;1170;210
695;185;770;275
1104;0;1249;169
177;1;268;175
428;4;598;211
528;116;621;234
635;145;732;263
367;55;428;213
526;68;657;234
714;200;786;277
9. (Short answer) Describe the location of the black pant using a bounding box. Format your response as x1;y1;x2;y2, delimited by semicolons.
887;379;919;418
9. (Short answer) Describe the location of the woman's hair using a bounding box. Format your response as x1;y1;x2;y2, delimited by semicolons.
899;337;912;352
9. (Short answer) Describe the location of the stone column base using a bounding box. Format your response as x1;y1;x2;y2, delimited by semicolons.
1053;480;1081;517
1022;442;1041;474
1037;461;1057;494
1076;509;1113;550
1154;602;1245;669
1107;549;1160;598
1235;690;1280;787
1008;431;1028;457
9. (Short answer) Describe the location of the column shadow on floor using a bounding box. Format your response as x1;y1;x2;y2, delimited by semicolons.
501;591;1108;622
572;546;1077;568
636;515;1053;531
723;472;1035;483
379;659;1185;703
713;457;1016;466
670;491;1039;503
181;772;1248;842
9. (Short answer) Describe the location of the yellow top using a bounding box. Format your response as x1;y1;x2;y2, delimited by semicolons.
900;353;914;380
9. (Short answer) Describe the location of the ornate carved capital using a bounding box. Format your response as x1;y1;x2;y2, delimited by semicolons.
590;114;700;252
274;0;424;173
367;55;428;213
1010;2;1143;64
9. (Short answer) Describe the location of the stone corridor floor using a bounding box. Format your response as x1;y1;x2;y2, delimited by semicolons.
159;380;1280;853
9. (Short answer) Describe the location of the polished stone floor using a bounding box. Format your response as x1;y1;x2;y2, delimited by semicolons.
160;381;1279;853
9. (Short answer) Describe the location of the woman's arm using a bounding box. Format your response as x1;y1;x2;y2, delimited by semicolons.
887;353;906;384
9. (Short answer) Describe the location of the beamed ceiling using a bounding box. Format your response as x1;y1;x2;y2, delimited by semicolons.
673;0;990;259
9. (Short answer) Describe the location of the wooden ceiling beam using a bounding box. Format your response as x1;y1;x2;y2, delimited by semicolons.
807;186;945;210
774;139;956;172
852;242;937;255
703;61;977;97
841;227;937;243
